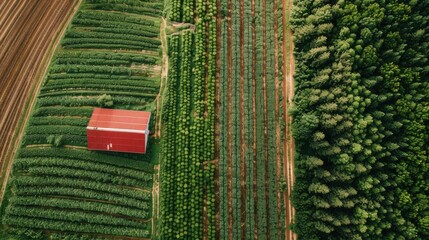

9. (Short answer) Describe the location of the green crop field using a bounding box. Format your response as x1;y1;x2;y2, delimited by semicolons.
160;0;217;238
0;0;163;239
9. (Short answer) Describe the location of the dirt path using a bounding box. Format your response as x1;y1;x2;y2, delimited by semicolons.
0;0;79;204
282;0;296;239
151;165;160;238
154;17;169;139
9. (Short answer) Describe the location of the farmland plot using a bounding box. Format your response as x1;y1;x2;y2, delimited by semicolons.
159;0;217;239
1;0;163;239
218;0;293;238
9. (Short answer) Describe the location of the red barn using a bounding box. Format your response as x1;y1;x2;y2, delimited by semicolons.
87;108;151;154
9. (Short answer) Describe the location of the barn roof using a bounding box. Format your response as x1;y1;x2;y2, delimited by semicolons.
87;108;151;133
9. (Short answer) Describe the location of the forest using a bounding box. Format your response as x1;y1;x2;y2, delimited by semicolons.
291;0;429;239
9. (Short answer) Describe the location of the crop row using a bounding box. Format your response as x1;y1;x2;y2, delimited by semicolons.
22;134;87;147
37;95;150;107
266;1;279;237
219;19;229;238
62;38;159;51
47;78;159;88
65;30;160;45
29;116;88;127
14;157;152;183
14;186;149;211
11;196;149;219
47;73;156;80
72;19;158;35
25;166;146;188
84;1;163;17
4;216;150;238
41;83;159;94
25;125;86;136
55;51;158;64
82;26;159;38
75;10;157;26
54;58;130;67
49;64;137;75
37;90;156;99
243;0;255;236
18;147;153;172
7;206;146;228
14;175;151;202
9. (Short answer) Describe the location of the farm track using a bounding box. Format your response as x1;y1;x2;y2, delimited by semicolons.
154;17;169;139
0;0;77;202
282;0;296;239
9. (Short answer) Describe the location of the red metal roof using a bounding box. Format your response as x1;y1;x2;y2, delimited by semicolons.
87;108;150;132
87;108;151;154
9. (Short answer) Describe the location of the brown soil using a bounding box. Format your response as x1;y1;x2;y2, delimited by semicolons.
0;0;79;203
154;17;169;139
282;0;297;239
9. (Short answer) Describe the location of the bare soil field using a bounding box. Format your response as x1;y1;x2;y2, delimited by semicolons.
0;0;77;201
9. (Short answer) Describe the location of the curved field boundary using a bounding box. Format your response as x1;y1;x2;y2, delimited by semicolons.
0;0;79;203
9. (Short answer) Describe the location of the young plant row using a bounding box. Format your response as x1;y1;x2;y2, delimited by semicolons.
85;0;163;17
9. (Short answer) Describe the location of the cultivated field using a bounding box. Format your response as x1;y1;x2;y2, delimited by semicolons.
159;0;217;239
218;0;296;238
1;0;164;239
0;0;77;202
